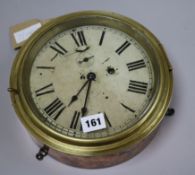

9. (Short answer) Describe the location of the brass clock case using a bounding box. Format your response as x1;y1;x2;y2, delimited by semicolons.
9;11;173;168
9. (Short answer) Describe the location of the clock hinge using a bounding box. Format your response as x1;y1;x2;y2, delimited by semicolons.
165;108;175;117
36;145;49;161
7;88;19;94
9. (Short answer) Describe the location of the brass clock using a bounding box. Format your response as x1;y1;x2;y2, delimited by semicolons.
9;11;173;168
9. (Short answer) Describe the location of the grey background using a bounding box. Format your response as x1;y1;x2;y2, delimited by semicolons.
0;0;195;174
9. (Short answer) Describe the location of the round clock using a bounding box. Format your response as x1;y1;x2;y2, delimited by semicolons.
9;11;173;168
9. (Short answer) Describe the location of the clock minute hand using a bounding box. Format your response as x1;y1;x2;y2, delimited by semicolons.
68;79;89;106
81;80;92;116
81;72;96;116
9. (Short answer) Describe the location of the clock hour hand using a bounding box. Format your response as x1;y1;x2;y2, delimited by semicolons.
68;79;89;106
81;72;96;116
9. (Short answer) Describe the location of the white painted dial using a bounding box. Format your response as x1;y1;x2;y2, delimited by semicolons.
30;25;154;138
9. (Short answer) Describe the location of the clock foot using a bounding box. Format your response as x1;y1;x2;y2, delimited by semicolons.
36;145;49;160
165;108;175;116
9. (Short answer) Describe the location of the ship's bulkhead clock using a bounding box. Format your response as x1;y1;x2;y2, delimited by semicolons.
9;11;173;168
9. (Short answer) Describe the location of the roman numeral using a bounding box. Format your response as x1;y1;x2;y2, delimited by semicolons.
36;66;55;70
99;30;106;46
126;59;146;71
50;42;68;55
44;98;65;120
70;111;80;129
71;31;87;47
50;53;58;61
104;113;112;127
115;41;131;55
128;80;148;94
120;103;135;113
35;83;55;96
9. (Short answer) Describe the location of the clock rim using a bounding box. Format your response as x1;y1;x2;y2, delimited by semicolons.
9;11;173;156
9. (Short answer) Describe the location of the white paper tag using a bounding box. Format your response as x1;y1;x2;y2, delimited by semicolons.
81;113;106;133
13;23;42;44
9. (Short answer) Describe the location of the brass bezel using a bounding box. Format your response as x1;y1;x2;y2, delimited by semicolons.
9;11;173;156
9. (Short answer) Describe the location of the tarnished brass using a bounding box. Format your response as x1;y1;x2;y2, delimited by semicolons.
9;11;173;168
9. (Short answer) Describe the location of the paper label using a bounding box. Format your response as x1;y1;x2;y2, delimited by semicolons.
13;23;42;44
81;113;106;133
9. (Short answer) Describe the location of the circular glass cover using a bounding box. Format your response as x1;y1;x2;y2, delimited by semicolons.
29;25;154;139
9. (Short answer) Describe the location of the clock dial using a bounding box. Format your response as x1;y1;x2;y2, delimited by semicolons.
29;25;154;138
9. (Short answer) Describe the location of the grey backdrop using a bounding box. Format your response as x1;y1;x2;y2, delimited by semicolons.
0;0;195;174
